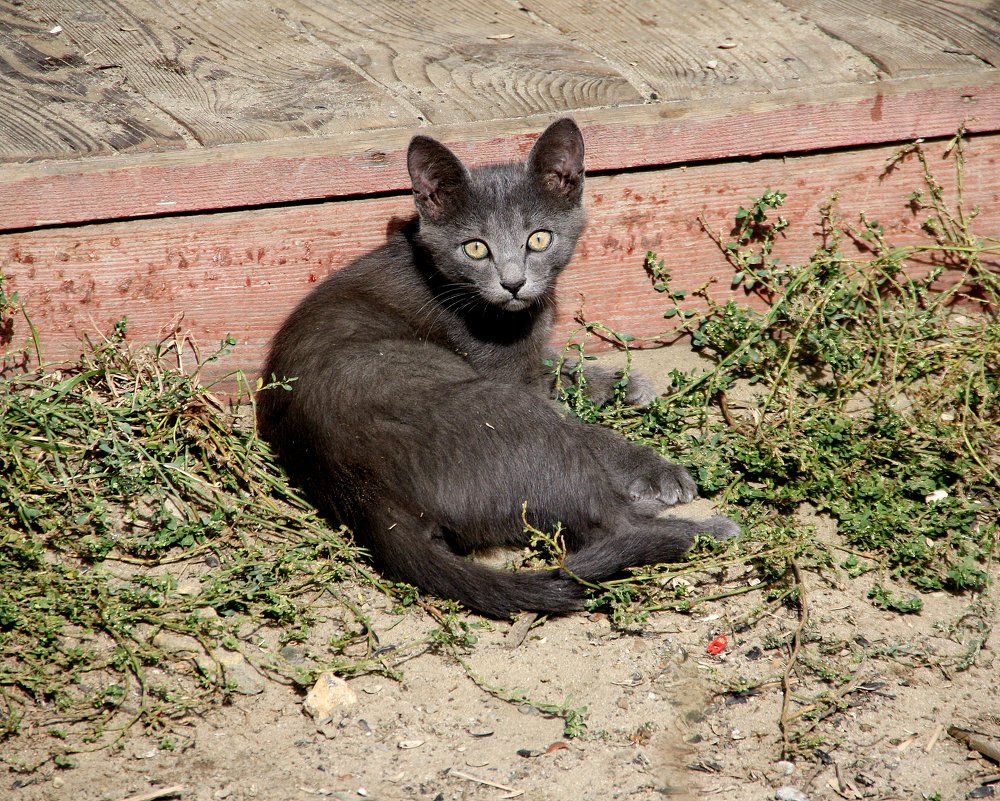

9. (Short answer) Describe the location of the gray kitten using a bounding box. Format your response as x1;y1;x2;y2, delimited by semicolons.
257;118;737;618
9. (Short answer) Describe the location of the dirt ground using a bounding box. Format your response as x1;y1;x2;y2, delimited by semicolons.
5;348;998;801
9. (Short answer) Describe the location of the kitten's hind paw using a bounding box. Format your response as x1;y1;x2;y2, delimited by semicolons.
627;462;698;510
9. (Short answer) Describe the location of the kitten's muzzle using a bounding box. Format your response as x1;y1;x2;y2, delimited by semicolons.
500;277;527;296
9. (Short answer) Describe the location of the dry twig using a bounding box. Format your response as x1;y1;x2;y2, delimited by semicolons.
120;786;187;801
779;559;810;757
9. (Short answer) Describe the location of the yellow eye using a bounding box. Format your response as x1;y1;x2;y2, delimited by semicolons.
527;230;552;252
463;240;489;260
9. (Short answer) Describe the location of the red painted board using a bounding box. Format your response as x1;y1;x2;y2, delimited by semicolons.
1;74;997;232
2;136;998;387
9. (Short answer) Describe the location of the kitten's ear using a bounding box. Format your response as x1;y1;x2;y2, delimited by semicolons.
407;135;470;222
528;117;585;204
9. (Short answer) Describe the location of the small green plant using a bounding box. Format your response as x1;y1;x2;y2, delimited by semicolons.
564;134;997;612
868;584;923;614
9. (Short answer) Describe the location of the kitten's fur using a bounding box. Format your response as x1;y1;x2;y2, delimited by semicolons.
257;119;738;618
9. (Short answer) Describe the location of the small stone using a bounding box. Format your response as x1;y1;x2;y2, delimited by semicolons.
397;739;424;749
219;654;266;695
280;645;307;664
776;760;795;775
303;672;358;721
52;777;65;789
213;648;244;668
152;631;202;655
175;578;202;596
775;786;809;801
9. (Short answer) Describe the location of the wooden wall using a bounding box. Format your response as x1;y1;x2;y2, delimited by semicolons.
4;132;998;385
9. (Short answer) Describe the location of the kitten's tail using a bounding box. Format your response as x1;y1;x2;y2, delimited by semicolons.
364;514;586;619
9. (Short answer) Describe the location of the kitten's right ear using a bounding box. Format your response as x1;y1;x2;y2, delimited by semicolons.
407;135;470;222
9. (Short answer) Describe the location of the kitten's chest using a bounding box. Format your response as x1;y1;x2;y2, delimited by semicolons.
446;322;549;391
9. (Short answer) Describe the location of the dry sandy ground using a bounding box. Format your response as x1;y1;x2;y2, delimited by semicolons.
5;349;998;801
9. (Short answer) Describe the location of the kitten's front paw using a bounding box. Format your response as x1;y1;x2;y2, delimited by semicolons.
700;515;741;542
628;461;698;510
621;371;658;407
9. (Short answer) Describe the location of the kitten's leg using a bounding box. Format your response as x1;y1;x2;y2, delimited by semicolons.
563;513;739;581
361;504;586;618
584;424;698;513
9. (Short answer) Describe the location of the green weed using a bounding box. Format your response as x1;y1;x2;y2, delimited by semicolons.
0;327;403;769
559;134;998;758
561;133;998;613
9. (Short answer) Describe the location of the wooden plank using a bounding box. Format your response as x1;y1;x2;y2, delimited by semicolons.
781;0;1000;75
517;0;880;101
5;0;998;174
0;2;186;161
0;0;413;161
4;136;997;384
229;0;643;123
2;71;998;231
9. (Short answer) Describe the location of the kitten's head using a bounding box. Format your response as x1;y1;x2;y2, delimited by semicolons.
407;118;586;313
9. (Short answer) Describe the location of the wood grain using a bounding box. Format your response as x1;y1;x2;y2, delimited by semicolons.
2;72;997;231
4;136;997;385
279;0;642;123
0;2;185;161
781;0;1000;75
12;0;412;152
2;0;998;194
517;0;880;101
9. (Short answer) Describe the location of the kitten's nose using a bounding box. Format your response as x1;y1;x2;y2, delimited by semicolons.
500;277;526;297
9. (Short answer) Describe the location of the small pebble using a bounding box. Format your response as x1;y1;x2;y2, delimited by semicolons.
775;786;809;801
397;739;424;749
303;672;358;721
152;630;201;655
280;645;307;664
776;759;795;775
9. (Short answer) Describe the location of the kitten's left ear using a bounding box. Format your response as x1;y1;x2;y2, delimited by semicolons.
528;117;585;204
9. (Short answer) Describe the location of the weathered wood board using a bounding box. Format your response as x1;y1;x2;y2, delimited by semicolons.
3;0;996;163
4;135;997;384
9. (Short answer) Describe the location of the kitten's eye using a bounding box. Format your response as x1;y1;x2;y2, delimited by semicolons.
527;230;552;252
463;240;490;260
